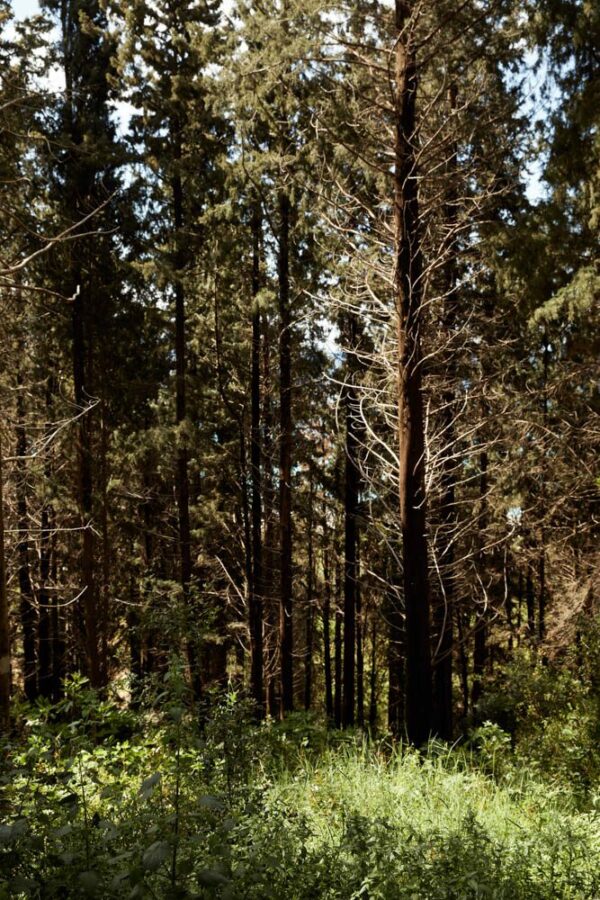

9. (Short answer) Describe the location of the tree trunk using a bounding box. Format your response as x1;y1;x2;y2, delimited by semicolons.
250;202;264;714
432;83;458;742
526;567;535;637
171;149;200;698
16;379;38;701
394;0;432;745
278;189;294;713
72;277;100;687
334;564;342;728
99;402;110;685
387;575;404;737
471;450;489;710
323;542;333;720
262;309;279;717
368;617;378;730
0;436;11;730
304;475;315;711
356;540;364;728
50;508;65;701
342;372;360;727
457;607;469;719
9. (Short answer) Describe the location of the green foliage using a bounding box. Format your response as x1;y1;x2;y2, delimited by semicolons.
2;681;600;898
477;631;600;795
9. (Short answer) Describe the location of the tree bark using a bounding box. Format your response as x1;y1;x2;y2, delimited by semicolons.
278;189;294;713
394;0;433;745
15;377;38;701
387;575;404;737
342;369;360;727
334;564;342;728
471;449;489;709
0;436;11;730
250;202;264;714
432;83;458;742
304;474;315;711
323;541;333;720
368;617;378;730
171;139;200;698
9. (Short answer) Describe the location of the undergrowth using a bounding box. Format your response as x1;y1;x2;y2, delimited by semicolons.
1;670;599;898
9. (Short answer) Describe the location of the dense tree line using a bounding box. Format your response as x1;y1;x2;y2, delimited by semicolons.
0;0;597;743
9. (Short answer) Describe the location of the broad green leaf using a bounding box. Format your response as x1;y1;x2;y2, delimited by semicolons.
197;870;230;887
142;840;170;871
139;772;161;799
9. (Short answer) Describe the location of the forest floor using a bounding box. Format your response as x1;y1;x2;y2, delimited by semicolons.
1;678;600;899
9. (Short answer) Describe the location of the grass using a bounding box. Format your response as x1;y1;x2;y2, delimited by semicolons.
1;696;600;898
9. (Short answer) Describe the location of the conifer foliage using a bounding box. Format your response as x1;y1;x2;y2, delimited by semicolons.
0;0;597;746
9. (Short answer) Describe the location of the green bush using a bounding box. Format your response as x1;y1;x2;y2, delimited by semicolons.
2;682;600;898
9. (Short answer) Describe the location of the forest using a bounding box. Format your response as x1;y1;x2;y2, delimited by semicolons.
0;0;598;896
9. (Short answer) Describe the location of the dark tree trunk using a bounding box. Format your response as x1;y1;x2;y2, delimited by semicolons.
394;0;432;746
99;403;110;685
516;571;523;642
323;542;333;720
60;0;106;690
50;510;65;701
368;617;378;730
526;568;535;637
172;151;200;698
128;569;143;709
387;576;404;737
471;450;489;710
457;607;469;719
432;83;458;742
538;553;545;641
334;565;342;728
278;190;294;713
505;557;514;653
250;202;264;714
38;502;53;699
356;538;364;728
16;382;38;702
342;370;360;727
262;310;279;718
0;437;11;730
72;278;100;688
304;476;315;711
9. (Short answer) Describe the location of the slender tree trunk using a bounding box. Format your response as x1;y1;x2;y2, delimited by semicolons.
394;0;432;746
304;475;315;711
0;436;11;730
505;557;513;652
516;570;523;644
38;501;52;699
16;378;38;701
342;370;360;727
72;277;100;687
60;0;102;689
457;606;469;719
356;541;364;728
50;508;65;701
99;401;110;685
278;189;294;713
171;143;200;698
323;541;333;720
128;565;142;709
387;575;404;737
262;310;279;717
334;564;342;728
432;83;458;742
526;567;535;637
471;450;488;709
539;330;549;640
368;617;378;730
250;202;264;714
